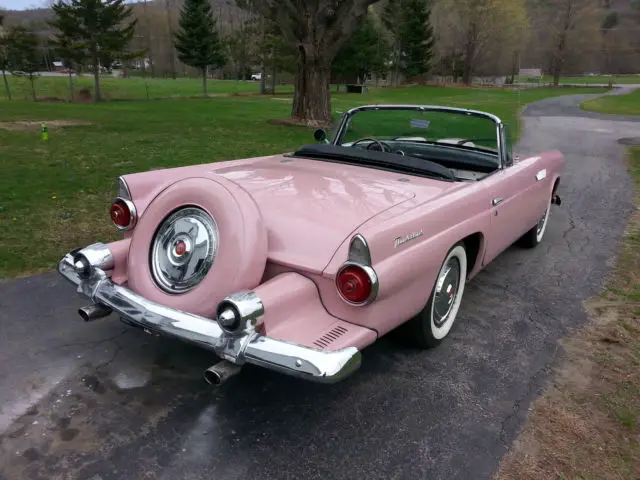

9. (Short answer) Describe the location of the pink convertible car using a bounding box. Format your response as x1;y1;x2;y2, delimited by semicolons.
58;105;564;385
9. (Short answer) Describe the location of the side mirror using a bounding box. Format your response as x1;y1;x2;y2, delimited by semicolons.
313;128;328;143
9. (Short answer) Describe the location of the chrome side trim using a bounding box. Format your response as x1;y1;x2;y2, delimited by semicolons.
117;176;132;200
536;169;547;181
57;248;361;384
348;233;372;266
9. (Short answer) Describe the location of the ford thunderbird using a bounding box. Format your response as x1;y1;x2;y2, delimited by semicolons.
57;105;564;386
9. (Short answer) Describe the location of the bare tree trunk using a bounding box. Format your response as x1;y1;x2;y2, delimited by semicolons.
142;0;155;77
29;74;36;101
2;69;11;100
68;71;74;101
165;0;176;79
462;22;478;85
291;45;331;125
202;68;207;96
259;16;266;94
552;34;567;86
270;44;277;94
93;52;102;101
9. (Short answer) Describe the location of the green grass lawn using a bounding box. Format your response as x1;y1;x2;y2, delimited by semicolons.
0;84;608;279
581;88;640;116
517;74;640;85
3;75;296;101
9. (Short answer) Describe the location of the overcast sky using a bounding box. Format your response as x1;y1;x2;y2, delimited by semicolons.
2;0;47;10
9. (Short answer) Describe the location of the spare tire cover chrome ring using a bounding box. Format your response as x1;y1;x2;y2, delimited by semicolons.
126;176;268;318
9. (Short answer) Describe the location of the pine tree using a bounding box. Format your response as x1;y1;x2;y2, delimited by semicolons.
0;13;11;100
174;0;226;96
333;15;391;84
49;0;137;102
399;0;435;79
383;0;435;82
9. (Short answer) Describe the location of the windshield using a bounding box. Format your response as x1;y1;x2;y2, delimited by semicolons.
335;108;501;154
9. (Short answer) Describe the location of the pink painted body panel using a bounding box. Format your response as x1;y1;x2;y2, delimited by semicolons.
106;147;563;349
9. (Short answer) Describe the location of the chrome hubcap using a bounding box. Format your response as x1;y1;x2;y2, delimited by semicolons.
433;257;460;328
151;207;218;294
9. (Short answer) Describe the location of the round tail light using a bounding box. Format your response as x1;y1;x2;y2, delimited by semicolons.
336;264;376;305
110;198;135;230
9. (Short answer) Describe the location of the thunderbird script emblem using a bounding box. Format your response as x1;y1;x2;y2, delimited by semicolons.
394;230;423;248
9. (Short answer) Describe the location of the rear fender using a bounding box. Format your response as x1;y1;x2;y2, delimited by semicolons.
316;208;492;336
253;272;377;351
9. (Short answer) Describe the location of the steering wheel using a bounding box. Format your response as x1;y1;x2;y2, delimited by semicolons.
350;138;392;153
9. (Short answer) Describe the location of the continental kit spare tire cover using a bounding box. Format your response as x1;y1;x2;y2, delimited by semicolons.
127;176;268;318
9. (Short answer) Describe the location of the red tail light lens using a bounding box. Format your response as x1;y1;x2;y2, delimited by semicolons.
336;264;373;304
110;198;133;229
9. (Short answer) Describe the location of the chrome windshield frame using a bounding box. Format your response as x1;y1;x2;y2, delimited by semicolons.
330;104;510;169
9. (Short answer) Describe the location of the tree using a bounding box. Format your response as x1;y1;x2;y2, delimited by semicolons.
383;0;434;81
49;0;137;102
435;0;528;85
48;10;85;101
6;26;41;101
237;0;381;126
0;12;11;100
174;0;226;96
533;0;600;85
333;14;390;84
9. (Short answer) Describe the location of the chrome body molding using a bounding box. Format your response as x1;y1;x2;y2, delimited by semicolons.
117;176;132;200
347;234;372;266
57;246;361;384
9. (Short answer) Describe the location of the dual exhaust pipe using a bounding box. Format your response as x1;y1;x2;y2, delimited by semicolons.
78;302;241;386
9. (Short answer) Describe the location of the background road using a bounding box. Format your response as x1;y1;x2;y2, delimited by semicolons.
0;89;638;480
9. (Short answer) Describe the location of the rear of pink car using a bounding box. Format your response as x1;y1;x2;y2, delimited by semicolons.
57;153;459;385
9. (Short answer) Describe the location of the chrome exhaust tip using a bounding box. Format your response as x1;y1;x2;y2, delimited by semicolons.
79;303;113;322
203;360;242;386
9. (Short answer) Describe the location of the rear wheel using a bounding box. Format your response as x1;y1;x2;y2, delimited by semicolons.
519;194;552;249
400;243;468;348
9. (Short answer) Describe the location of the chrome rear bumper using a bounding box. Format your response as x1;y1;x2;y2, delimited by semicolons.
57;245;362;384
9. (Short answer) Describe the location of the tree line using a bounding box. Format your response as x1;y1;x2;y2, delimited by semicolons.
1;0;639;122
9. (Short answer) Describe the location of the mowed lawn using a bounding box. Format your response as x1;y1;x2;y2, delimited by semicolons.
581;87;640;116
0;84;608;279
517;74;640;85
4;75;296;101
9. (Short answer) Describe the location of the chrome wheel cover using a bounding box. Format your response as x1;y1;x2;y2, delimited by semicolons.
150;207;219;294
433;257;461;328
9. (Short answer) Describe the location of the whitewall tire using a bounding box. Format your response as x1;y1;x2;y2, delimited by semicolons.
401;242;468;348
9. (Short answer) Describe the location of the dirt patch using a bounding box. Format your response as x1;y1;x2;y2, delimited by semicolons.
0;120;94;131
267;117;330;128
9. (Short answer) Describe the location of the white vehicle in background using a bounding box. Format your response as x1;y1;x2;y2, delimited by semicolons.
251;73;262;81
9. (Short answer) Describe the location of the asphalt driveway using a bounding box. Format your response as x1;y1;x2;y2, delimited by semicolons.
0;89;638;480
